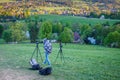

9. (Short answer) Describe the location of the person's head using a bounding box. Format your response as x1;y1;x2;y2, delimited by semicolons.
43;38;47;44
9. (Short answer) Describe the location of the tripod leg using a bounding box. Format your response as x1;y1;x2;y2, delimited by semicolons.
60;52;62;62
54;50;60;63
30;47;37;60
61;52;65;63
36;48;39;62
38;47;43;62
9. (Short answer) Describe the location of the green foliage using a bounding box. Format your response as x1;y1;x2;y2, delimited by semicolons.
93;24;103;44
114;24;120;33
104;31;120;48
0;24;4;38
2;22;26;42
110;12;120;19
52;22;63;34
65;22;72;29
90;12;98;18
59;27;73;43
2;29;12;42
10;22;26;42
28;21;40;43
39;21;52;39
80;25;92;39
72;23;81;32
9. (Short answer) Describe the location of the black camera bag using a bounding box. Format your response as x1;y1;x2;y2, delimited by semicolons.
39;67;52;75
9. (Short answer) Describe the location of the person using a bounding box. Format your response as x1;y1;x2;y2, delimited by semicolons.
43;38;52;66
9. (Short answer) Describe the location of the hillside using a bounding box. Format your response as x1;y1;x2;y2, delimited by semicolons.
1;0;120;4
0;0;120;20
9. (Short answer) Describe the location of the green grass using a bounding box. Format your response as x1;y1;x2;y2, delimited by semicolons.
0;43;120;80
38;14;120;26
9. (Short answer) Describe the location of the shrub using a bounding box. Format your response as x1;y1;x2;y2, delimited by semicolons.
2;29;12;43
59;27;73;43
2;22;26;43
104;31;120;48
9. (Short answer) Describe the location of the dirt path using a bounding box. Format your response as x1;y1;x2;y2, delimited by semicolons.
0;68;55;80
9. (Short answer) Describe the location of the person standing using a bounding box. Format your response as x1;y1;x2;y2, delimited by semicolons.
43;38;52;65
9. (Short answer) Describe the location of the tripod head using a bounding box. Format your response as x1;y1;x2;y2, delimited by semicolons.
35;39;41;45
36;41;40;44
35;40;41;48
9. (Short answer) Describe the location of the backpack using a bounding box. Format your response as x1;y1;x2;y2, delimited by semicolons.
29;59;41;70
39;67;52;75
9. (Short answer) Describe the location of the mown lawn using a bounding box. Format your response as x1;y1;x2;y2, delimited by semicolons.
0;43;120;80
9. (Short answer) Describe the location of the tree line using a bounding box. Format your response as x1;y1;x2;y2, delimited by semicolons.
0;15;120;48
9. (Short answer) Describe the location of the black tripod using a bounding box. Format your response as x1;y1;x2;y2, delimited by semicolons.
30;41;43;62
54;42;65;63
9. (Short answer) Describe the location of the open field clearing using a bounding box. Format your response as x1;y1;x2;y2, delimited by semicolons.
0;43;120;80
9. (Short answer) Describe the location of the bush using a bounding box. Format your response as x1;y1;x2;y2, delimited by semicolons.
2;29;12;43
104;31;120;48
59;27;73;43
2;22;26;43
10;22;26;42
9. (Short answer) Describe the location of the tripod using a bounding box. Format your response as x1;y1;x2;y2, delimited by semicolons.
30;41;43;63
54;42;65;63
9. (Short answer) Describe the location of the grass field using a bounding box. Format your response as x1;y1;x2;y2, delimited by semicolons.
37;15;120;26
0;43;120;80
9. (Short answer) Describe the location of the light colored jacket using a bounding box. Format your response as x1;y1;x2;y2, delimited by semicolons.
43;39;52;53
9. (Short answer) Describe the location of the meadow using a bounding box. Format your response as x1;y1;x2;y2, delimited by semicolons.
36;15;120;26
0;43;120;80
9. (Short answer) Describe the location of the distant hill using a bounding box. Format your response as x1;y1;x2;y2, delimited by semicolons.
0;0;120;19
84;0;120;4
44;0;120;4
1;0;119;5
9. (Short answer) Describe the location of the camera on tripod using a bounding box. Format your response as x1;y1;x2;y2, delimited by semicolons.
54;40;65;63
30;39;43;65
36;40;40;44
